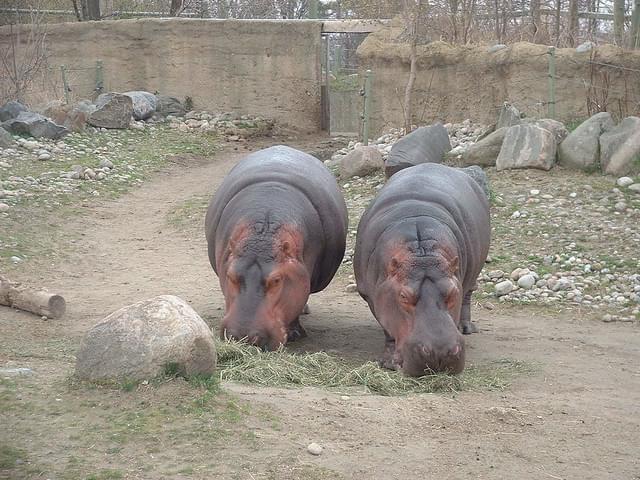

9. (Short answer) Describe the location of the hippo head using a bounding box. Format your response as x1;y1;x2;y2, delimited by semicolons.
374;241;465;376
217;222;310;350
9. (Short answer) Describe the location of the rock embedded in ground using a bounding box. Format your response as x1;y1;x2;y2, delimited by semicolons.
461;127;507;167
495;280;515;296
0;100;28;122
496;124;556;171
75;295;216;382
155;95;186;116
2;112;69;139
88;93;134;129
339;146;383;179
0;126;14;147
558;112;614;171
599;116;640;176
385;123;451;178
307;443;323;456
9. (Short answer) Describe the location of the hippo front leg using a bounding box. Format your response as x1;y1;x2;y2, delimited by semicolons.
460;290;478;334
379;331;401;371
286;317;307;342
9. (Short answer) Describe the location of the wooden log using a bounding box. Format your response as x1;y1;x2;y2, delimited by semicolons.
0;275;66;319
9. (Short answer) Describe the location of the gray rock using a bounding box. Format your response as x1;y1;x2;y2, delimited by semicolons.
576;41;595;53
340;146;383;178
558;112;614;171
535;119;569;144
385;123;451;178
461;127;507;167
457;165;490;199
75;295;216;382
495;280;515;296
0;126;14;147
0;367;33;377
496;103;520;129
517;274;536;290
616;176;634;187
307;443;323;455
497;124;556;171
0;202;10;212
99;158;114;169
88;93;134;129
123;91;157;120
44;100;92;133
629;183;640;194
600;116;640;176
487;44;507;53
155;95;186;116
614;201;627;212
0;100;28;122
96;172;106;180
37;153;51;161
2;112;69;139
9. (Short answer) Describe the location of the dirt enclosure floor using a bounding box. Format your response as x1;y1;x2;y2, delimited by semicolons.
1;134;639;480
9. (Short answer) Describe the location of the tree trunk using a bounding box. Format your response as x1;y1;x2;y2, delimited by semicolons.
402;0;421;134
554;0;561;45
86;0;100;20
71;0;82;21
632;0;640;48
568;0;579;46
531;0;541;42
170;0;184;16
0;276;66;319
494;0;502;42
614;0;625;45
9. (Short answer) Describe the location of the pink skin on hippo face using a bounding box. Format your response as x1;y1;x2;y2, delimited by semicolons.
374;242;466;376
217;222;311;351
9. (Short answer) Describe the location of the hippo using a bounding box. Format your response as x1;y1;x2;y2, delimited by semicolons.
205;145;348;350
354;163;490;375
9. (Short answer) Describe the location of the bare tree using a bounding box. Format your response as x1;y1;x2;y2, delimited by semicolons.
0;4;49;103
613;0;625;45
400;0;424;134
632;0;640;48
568;0;579;46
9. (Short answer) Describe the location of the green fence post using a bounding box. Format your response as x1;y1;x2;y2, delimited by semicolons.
60;65;70;104
547;47;556;119
95;59;104;95
362;69;373;146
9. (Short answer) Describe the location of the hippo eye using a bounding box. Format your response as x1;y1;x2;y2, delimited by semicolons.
399;289;416;306
267;275;283;290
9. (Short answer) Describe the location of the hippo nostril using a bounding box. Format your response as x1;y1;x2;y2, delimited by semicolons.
450;344;461;357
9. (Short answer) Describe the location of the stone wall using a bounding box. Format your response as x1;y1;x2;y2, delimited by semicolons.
357;21;640;134
0;18;323;131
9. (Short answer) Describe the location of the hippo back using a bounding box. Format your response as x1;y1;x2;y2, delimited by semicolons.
355;163;490;294
205;145;348;292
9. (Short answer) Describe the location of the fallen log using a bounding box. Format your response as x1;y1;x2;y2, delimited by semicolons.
0;275;66;319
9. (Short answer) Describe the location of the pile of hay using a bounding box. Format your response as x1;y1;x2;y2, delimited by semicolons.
216;340;530;396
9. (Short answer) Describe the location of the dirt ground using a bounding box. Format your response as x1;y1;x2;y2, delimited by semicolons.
1;136;639;480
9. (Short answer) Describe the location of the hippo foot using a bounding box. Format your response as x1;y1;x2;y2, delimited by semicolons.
461;320;478;335
286;319;307;342
301;304;311;315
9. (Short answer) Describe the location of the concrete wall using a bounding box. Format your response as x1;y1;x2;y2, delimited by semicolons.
358;22;640;134
0;18;323;131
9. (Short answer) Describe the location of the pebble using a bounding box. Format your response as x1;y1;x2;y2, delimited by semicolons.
0;367;34;377
495;280;514;296
517;274;536;290
307;443;323;456
99;159;114;169
614;201;627;212
37;153;51;161
0;202;9;212
96;172;106;181
345;283;358;293
629;184;640;194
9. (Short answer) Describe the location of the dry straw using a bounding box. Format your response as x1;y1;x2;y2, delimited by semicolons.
216;340;531;396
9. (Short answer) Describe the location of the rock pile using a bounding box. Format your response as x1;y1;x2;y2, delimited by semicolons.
168;111;274;140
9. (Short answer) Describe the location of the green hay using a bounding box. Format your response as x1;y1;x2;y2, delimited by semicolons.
216;340;532;396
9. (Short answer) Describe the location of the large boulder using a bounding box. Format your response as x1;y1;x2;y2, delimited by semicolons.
558;112;614;171
123;91;157;120
385;123;451;178
496;103;521;129
0;100;28;122
496;124;556;171
1;111;68;139
340;146;383;178
44;100;94;133
461;127;507;167
599;116;640;176
156;95;186;116
75;295;216;382
534;119;569;144
457;165;490;200
0;126;14;147
88;93;134;129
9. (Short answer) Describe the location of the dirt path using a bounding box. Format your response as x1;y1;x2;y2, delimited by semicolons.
1;142;639;480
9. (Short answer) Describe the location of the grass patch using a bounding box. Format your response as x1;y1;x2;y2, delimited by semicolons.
216;339;532;396
166;194;209;228
86;469;124;480
0;444;26;469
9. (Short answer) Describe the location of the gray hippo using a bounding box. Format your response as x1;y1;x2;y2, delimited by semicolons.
205;146;348;350
354;163;490;375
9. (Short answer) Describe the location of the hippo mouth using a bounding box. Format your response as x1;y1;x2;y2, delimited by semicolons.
399;342;466;376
